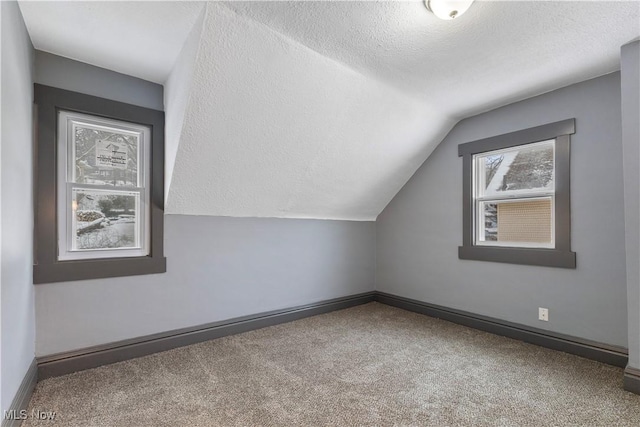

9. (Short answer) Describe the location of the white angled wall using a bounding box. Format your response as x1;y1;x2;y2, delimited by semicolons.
164;6;206;203
165;3;453;221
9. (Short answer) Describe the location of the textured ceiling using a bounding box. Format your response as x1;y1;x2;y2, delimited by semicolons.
226;0;640;118
18;1;640;220
165;2;453;220
18;1;204;83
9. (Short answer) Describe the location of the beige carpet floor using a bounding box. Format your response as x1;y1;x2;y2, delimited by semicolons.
24;302;640;426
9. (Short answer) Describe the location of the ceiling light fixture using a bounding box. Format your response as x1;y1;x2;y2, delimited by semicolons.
426;0;475;20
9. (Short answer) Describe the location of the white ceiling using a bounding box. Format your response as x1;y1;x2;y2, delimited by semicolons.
18;1;204;83
18;1;640;220
226;0;640;118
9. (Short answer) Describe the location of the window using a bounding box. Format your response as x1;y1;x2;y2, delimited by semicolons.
34;85;166;283
458;119;576;268
474;140;555;248
57;111;150;260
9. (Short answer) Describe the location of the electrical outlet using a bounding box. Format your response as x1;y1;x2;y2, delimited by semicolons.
538;307;549;321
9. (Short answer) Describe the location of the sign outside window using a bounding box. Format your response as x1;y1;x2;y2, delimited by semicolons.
96;140;128;169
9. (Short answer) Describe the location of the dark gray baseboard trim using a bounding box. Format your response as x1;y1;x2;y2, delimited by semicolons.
36;290;629;382
37;292;376;380
623;366;640;395
2;359;37;427
374;292;628;368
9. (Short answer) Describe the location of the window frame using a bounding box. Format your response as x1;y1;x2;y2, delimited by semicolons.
33;84;166;284
458;119;576;268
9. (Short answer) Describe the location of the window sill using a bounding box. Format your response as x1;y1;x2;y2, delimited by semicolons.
33;256;166;284
458;246;576;269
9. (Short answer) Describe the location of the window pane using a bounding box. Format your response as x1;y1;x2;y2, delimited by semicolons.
479;198;552;245
479;141;554;196
72;188;141;250
482;154;505;192
482;202;498;241
73;124;139;187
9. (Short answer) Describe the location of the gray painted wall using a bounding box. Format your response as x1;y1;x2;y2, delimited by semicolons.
377;72;628;347
36;215;375;356
34;51;164;111
1;0;36;415
33;54;375;357
621;40;640;369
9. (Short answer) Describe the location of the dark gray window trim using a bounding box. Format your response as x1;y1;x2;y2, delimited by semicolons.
457;118;576;269
33;84;166;284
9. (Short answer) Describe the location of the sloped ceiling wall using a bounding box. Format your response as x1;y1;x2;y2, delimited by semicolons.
165;2;454;220
165;1;640;220
19;1;640;221
164;7;206;203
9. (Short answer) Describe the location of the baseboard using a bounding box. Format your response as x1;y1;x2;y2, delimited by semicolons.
2;359;37;427
36;290;630;382
624;366;640;395
37;292;376;380
374;292;628;368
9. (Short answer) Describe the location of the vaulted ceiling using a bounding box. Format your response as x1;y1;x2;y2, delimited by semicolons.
19;1;640;220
